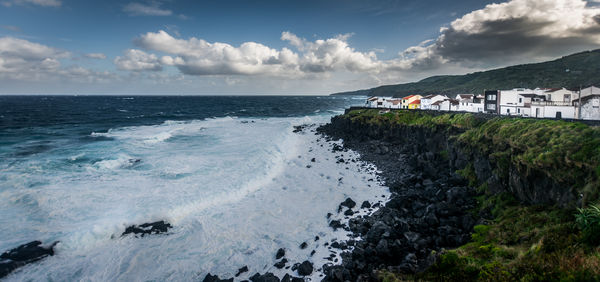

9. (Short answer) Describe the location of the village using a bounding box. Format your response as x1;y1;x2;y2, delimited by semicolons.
365;86;600;120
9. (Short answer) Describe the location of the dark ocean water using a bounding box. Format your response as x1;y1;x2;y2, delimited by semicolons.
0;95;361;130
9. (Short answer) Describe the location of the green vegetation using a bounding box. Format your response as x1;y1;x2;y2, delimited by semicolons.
344;109;600;202
379;196;600;281
414;199;600;281
342;109;600;281
333;49;600;97
576;204;600;245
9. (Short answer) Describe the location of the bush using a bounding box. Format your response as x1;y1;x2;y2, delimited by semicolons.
575;204;600;245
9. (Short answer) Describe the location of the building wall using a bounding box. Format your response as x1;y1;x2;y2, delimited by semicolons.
544;106;576;119
484;90;499;114
531;105;545;118
581;97;600;120
547;89;575;103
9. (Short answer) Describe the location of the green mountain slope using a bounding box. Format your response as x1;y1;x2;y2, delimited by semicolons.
332;49;600;97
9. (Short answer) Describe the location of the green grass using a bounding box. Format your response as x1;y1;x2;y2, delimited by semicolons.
380;198;600;281
343;109;600;203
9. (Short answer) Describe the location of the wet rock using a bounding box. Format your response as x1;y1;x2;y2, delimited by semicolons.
203;273;233;282
340;198;356;209
236;266;249;277
276;248;285;260
0;241;58;279
297;261;313;276
121;221;172;237
343;209;354;216
281;273;304;282
329;220;344;230
311;158;316;162
299;242;308;249
274;258;288;269
249;272;280;282
360;201;371;209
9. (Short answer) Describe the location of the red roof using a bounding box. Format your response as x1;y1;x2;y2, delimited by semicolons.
402;95;415;100
409;99;421;105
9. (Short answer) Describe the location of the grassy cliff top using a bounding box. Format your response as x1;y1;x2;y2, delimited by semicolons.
343;109;600;200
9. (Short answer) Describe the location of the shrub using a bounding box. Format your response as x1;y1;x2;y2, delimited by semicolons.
575;204;600;245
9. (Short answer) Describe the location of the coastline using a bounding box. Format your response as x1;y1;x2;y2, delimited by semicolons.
317;108;600;281
316;112;478;281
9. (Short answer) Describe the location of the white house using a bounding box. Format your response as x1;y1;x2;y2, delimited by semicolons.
530;88;577;119
457;94;474;112
437;99;459;112
366;97;402;109
545;88;576;105
499;88;535;116
421;95;448;110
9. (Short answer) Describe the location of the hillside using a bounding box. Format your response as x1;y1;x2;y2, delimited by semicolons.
333;49;600;97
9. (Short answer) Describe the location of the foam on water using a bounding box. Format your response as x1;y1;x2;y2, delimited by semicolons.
0;113;388;281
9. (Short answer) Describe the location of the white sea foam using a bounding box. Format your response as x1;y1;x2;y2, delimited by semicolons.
0;114;389;281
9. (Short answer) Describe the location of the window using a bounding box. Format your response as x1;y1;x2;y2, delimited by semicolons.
564;94;571;103
507;109;510;113
518;108;521;114
519;98;522;103
486;104;496;110
487;95;496;100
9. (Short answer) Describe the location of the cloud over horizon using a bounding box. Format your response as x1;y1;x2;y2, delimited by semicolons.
1;0;61;7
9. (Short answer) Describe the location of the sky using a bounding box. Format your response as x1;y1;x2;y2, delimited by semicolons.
1;0;600;95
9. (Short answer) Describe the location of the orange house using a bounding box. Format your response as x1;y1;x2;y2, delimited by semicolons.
408;99;421;109
401;95;422;109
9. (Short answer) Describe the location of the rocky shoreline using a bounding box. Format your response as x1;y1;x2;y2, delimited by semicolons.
317;117;479;281
201;116;481;281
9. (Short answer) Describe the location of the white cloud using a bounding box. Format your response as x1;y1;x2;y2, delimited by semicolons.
0;37;115;83
398;0;600;69
114;49;162;71
123;2;172;16
85;53;107;60
133;30;382;77
2;0;61;7
0;37;68;77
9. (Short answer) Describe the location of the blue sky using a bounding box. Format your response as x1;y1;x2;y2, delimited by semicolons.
1;0;600;94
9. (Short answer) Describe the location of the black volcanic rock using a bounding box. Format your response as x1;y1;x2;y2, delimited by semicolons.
274;258;288;269
340;198;356;209
236;266;249;277
361;201;371;209
275;248;285;259
203;273;233;282
281;273;304;282
328;220;344;230
317;115;480;281
299;242;308;249
121;221;172;237
0;240;58;279
249;272;280;282
297;261;313;276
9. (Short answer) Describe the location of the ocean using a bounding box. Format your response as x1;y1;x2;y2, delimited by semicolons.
0;96;390;281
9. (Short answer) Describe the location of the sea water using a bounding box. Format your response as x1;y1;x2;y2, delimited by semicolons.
0;96;389;281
